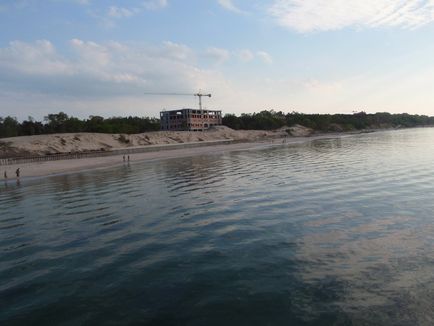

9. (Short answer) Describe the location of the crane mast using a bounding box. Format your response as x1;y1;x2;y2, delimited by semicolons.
193;93;212;112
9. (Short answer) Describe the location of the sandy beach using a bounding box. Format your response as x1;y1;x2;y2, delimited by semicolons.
0;125;323;180
0;132;346;180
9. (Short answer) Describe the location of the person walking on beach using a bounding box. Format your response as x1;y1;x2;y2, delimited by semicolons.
123;155;125;162
127;155;130;162
15;168;20;178
4;171;7;179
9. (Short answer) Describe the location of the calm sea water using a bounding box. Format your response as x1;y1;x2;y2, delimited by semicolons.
2;128;434;325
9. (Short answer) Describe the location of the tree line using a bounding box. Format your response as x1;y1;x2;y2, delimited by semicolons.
222;110;434;131
0;112;160;138
1;110;434;138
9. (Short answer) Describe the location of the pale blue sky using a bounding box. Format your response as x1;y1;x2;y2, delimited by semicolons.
1;0;434;120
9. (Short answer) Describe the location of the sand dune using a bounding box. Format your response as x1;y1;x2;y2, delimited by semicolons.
0;125;313;158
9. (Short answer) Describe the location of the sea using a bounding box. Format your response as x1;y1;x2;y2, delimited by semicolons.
1;128;434;325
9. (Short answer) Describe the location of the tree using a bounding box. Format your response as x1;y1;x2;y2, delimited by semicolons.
0;116;19;137
44;112;69;133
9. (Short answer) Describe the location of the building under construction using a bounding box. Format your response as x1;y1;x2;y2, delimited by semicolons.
160;108;222;131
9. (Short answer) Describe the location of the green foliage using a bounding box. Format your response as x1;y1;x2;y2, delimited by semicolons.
0;112;160;138
0;117;20;138
223;110;434;131
223;110;286;130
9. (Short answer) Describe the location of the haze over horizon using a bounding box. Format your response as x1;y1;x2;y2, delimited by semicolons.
1;0;434;120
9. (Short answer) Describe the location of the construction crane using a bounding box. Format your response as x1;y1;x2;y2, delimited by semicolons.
143;91;212;130
143;92;211;112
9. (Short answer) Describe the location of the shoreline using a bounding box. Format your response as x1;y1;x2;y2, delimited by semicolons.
0;132;355;182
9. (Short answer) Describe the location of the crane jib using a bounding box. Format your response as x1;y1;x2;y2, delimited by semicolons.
144;92;213;129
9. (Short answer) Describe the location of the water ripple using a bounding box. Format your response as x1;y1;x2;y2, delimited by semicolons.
2;128;434;324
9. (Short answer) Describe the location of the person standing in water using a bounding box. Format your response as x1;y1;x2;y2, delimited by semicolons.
4;171;7;179
15;168;20;178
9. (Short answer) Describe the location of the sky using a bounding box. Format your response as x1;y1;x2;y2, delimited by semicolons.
1;0;434;120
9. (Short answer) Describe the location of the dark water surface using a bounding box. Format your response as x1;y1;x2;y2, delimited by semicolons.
2;128;434;325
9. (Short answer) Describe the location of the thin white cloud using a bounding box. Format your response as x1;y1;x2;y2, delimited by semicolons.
105;0;167;20
269;0;434;33
142;0;168;10
257;51;273;64
217;0;245;14
163;41;194;61
303;79;343;94
0;40;73;75
74;0;90;4
204;48;273;64
238;49;254;62
0;0;30;11
0;0;90;11
108;6;139;18
205;47;231;63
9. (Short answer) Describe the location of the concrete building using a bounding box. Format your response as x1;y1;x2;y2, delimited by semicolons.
160;108;222;131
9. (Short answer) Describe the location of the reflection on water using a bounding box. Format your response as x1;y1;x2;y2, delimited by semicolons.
1;128;434;325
